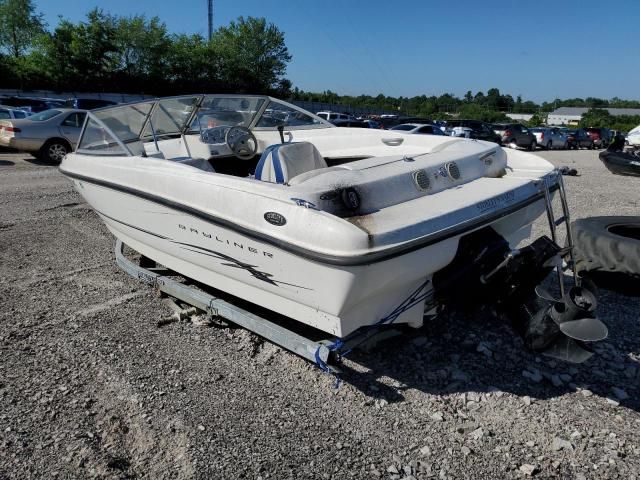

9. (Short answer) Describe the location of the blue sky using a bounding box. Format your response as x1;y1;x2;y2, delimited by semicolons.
39;0;640;103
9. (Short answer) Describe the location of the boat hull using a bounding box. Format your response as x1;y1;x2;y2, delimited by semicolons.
600;150;640;177
71;177;546;337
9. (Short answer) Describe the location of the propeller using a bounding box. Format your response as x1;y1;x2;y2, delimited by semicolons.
534;285;608;347
558;317;608;342
542;335;594;364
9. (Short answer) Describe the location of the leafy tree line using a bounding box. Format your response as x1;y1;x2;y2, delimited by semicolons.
290;87;640;121
0;0;292;96
579;108;640;133
289;87;526;121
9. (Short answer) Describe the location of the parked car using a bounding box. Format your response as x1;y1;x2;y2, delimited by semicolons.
492;123;537;150
0;105;30;120
64;98;118;110
431;120;448;132
530;127;568;150
585;127;611;149
360;119;382;129
379;116;433;130
448;125;474;137
0;108;87;162
316;111;356;122
609;129;626;142
444;119;501;144
0;96;64;113
331;119;371;128
389;123;446;135
565;128;594;150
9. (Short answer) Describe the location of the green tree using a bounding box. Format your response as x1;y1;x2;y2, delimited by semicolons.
579;108;612;128
0;0;45;58
513;94;523;113
526;113;545;127
211;16;291;94
485;88;501;109
112;15;171;91
41;9;118;90
458;103;508;122
165;33;219;93
0;51;18;86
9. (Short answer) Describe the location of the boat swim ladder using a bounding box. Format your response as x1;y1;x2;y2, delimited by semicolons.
541;171;579;297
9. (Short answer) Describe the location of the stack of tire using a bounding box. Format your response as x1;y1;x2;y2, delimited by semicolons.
571;217;640;294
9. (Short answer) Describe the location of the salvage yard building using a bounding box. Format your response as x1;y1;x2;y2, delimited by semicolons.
547;107;640;126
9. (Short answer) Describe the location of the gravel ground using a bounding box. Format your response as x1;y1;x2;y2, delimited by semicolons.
0;149;638;480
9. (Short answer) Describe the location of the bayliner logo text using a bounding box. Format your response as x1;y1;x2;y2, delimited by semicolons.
178;224;273;258
475;191;516;213
176;224;311;290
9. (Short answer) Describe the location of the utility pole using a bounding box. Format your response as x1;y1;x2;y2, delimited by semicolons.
208;0;214;41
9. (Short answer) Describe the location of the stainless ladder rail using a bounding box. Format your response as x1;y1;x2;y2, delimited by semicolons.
541;170;579;298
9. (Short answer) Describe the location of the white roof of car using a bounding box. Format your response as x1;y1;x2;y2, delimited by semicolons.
394;123;432;128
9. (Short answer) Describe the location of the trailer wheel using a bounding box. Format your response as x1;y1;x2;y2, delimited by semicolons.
571;216;640;278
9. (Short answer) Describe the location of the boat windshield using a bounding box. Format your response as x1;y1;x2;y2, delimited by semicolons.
253;100;328;129
186;95;331;132
187;95;266;133
93;102;155;142
78;94;332;154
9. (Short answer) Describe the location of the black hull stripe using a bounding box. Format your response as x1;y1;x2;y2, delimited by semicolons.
60;168;553;267
94;209;311;290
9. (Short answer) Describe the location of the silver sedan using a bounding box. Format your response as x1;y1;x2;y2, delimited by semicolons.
0;108;87;162
530;127;568;150
389;123;446;135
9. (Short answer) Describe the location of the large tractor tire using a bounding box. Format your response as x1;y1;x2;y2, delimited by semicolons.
571;217;640;294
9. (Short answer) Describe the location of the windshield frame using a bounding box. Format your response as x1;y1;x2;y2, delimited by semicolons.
251;99;333;131
76;94;334;156
185;94;269;134
75;113;132;156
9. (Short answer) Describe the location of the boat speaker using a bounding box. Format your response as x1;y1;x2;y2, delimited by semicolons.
413;169;430;191
446;161;461;180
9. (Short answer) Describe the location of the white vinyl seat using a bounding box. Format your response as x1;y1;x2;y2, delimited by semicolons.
254;142;327;184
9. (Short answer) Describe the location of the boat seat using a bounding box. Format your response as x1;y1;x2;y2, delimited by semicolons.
254;142;327;184
288;166;351;185
170;157;215;172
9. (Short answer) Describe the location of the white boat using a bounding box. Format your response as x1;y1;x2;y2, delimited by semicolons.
59;94;606;365
627;124;640;147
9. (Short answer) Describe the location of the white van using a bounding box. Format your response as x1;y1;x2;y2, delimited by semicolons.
316;111;356;122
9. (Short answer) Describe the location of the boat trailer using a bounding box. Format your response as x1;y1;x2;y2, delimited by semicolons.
115;239;344;370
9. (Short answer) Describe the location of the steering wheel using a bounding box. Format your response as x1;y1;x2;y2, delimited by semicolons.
225;126;258;160
200;125;229;144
